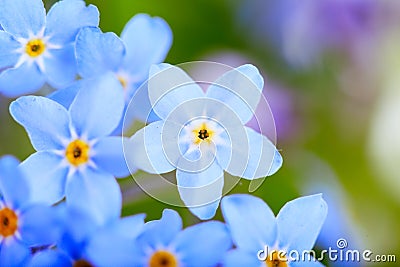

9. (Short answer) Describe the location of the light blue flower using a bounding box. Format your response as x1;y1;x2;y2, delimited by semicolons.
130;209;232;267
0;0;99;97
127;63;283;219
221;194;328;267
0;155;60;266
9;73;129;225
28;206;145;267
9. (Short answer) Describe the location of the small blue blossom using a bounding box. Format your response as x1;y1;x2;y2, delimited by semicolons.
130;209;232;267
28;206;145;267
9;74;129;225
0;155;60;266
127;63;283;219
0;0;99;97
221;194;328;267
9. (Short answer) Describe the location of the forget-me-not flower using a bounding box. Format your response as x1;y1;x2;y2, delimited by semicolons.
130;209;232;267
0;155;60;266
127;63;283;219
0;0;99;97
10;73;129;225
221;194;328;267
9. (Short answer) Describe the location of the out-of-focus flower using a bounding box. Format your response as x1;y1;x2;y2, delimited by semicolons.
0;0;99;97
0;156;60;266
127;63;282;219
28;207;145;267
221;194;327;267
130;209;232;267
10;74;128;225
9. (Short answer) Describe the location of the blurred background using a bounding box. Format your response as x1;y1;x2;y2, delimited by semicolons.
1;0;400;265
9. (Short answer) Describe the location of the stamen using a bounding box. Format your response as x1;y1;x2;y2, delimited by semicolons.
73;259;94;267
198;129;209;140
149;250;178;267
65;140;90;166
25;39;46;57
0;208;18;237
265;251;288;267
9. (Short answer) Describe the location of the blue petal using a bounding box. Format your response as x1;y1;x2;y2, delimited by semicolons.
148;63;205;120
172;221;232;267
28;250;72;267
47;80;81;109
76;27;125;78
276;194;328;253
106;213;146;239
0;155;29;209
92;136;130;178
45;0;99;44
121;14;172;79
0;31;19;69
206;64;264;124
176;160;224;220
221;194;277;253
69;73;124;139
0;239;31;266
291;258;325;267
222;250;261;267
19;205;61;246
10;96;71;151
65;168;122;227
0;0;45;38
127;120;176;174
19;151;68;205
44;44;77;89
0;63;45;97
217;127;281;179
138;209;182;249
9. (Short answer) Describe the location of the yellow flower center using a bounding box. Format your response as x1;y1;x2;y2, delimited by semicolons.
0;207;18;237
149;250;178;267
193;123;214;144
265;251;288;267
25;39;46;57
73;259;94;267
65;140;90;166
117;75;127;89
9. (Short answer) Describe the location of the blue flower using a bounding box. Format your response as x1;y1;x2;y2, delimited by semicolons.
28;206;145;267
9;73;129;225
221;194;328;267
127;63;283;219
130;209;232;267
0;155;60;266
0;0;99;97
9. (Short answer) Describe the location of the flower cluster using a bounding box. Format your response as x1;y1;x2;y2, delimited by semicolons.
0;0;328;266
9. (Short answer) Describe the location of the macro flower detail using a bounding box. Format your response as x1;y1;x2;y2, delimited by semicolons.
127;63;283;219
0;155;60;266
130;209;232;267
221;194;328;267
10;74;129;225
0;0;99;97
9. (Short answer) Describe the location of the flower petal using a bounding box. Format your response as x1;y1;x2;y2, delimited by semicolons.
176;160;224;220
222;250;261;267
19;205;61;246
172;221;232;267
221;194;277;253
45;0;99;44
65;168;122;227
19;151;68;205
291;258;325;267
92;136;130;178
127;120;176;174
217;127;281;179
121;14;172;79
206;64;264;124
10;96;70;151
276;194;328;253
0;63;45;97
44;44;77;89
28;250;72;267
0;238;31;266
0;155;29;209
76;27;125;78
0;0;45;38
69;73;124;139
47;80;81;109
107;213;146;239
0;31;20;69
148;63;205;120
